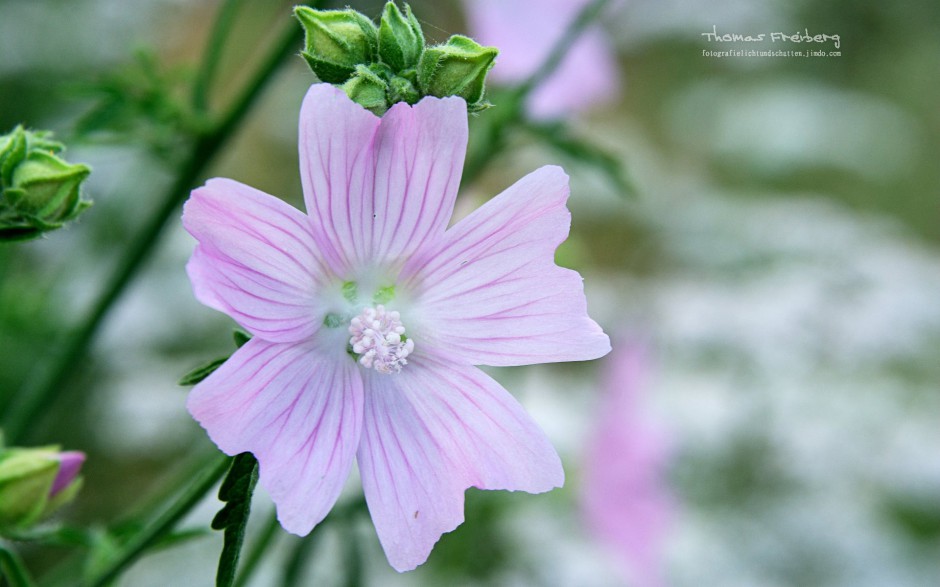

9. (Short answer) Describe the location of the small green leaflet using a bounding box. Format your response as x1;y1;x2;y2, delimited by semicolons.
211;453;259;587
178;330;252;386
178;357;228;386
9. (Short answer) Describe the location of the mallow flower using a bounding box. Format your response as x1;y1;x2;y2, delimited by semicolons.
182;83;610;571
463;0;621;119
582;342;672;587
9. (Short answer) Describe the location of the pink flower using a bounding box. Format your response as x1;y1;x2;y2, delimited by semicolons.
182;84;610;571
464;0;621;119
582;343;672;587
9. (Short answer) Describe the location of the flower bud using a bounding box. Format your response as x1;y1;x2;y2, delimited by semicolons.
378;2;424;73
342;65;390;116
0;445;85;534
294;6;379;84
417;35;498;111
387;74;420;106
0;126;91;241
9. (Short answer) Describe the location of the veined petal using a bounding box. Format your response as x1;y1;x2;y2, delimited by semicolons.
187;338;364;535
298;84;378;273
183;178;325;343
368;95;467;267
298;84;467;274
403;165;611;366
357;357;563;571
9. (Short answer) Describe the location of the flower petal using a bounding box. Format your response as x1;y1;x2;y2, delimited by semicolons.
357;357;563;571
403;165;611;366
298;84;467;274
183;178;325;343
187;338;363;535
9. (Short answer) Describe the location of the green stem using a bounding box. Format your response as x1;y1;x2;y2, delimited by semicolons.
461;0;611;185
341;521;362;587
232;511;280;587
83;454;231;587
193;0;245;113
0;543;37;587
1;13;307;444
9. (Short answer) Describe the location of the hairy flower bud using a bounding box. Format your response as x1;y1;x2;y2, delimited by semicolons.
295;6;379;84
387;73;420;106
0;444;85;534
378;2;424;73
0;126;91;241
417;35;498;111
342;65;391;116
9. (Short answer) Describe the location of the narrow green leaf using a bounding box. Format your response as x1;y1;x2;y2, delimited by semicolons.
180;330;251;386
178;357;228;386
212;453;259;587
232;329;251;348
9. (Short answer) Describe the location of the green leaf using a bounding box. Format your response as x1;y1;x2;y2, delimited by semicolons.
211;452;259;587
180;330;251;386
232;329;251;348
178;357;228;386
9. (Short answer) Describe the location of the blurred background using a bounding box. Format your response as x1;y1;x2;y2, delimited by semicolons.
1;0;939;585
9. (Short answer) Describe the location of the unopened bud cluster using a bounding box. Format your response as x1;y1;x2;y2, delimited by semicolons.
295;2;498;115
0;126;91;241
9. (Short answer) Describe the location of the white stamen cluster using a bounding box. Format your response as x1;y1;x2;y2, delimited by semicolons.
349;305;414;374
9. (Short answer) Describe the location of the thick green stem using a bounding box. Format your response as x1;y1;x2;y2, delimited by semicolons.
1;14;307;443
83;454;231;587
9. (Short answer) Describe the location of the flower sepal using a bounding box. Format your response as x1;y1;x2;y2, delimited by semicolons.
342;65;391;116
378;1;424;73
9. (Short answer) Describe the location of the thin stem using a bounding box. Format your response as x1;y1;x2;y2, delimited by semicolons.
83;454;231;587
193;0;244;113
279;528;322;587
0;543;37;587
461;0;611;186
233;511;281;587
341;521;363;587
1;12;308;443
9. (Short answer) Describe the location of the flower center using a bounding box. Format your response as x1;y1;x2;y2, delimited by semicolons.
348;305;414;374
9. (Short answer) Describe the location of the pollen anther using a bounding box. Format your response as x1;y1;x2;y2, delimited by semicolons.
348;305;414;374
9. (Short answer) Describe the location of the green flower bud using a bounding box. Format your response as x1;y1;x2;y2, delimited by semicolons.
0;444;85;534
0;126;92;242
417;35;498;111
387;74;420;106
294;6;379;84
342;65;390;116
378;2;424;73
